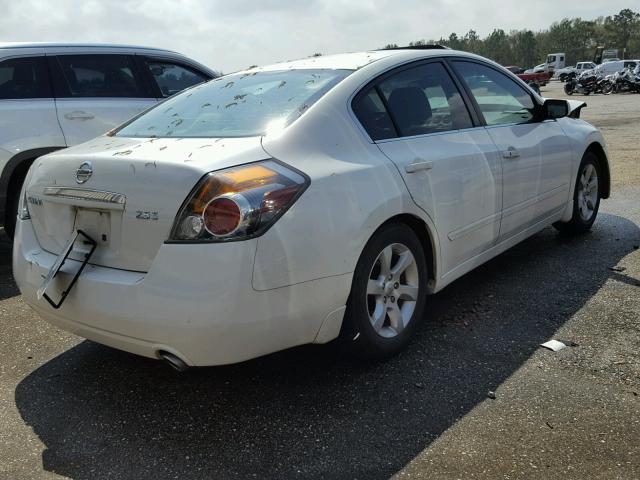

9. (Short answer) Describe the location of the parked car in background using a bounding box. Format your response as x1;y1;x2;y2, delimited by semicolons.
524;63;546;74
555;62;597;82
515;70;550;86
504;66;549;91
592;60;638;77
0;43;217;237
13;47;610;369
505;66;525;74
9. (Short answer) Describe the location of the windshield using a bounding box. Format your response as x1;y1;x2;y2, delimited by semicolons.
116;69;352;138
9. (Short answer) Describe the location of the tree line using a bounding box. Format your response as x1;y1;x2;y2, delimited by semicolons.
382;9;640;67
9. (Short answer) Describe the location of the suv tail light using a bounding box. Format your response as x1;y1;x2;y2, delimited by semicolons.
168;160;309;243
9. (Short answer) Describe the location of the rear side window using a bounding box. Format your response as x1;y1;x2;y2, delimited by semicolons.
453;61;535;126
54;55;145;98
377;62;472;137
0;57;51;99
147;61;209;97
352;89;396;140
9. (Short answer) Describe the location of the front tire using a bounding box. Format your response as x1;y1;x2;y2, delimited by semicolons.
342;222;428;360
554;152;601;234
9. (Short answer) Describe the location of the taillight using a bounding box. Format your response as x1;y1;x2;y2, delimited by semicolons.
168;160;309;242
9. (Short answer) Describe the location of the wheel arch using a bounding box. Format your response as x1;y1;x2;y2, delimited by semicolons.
370;213;438;292
0;146;64;225
584;142;610;199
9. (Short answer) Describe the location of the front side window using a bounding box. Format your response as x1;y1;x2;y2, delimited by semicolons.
0;57;51;99
453;61;535;126
374;62;472;137
116;69;350;138
147;61;209;97
55;55;144;98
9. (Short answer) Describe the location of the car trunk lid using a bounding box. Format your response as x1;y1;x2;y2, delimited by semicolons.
25;135;267;271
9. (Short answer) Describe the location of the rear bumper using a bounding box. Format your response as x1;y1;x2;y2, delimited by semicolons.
13;219;350;366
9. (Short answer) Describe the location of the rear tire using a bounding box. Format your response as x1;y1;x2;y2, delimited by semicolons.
3;166;30;240
341;222;428;360
3;186;19;239
554;152;601;234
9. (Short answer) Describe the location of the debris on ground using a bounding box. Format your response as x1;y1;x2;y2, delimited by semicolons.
540;339;579;351
608;266;627;272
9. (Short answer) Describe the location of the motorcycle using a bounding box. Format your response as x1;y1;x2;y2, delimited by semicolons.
564;70;605;95
603;68;640;94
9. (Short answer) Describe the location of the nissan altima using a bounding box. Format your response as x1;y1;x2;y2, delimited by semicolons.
13;47;610;369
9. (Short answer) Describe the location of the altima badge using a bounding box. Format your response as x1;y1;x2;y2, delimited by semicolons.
76;161;93;184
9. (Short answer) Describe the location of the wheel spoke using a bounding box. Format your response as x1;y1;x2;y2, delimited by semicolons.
397;284;419;301
585;164;594;180
391;251;414;278
581;171;589;189
387;303;404;334
367;279;384;296
370;302;386;332
378;246;393;276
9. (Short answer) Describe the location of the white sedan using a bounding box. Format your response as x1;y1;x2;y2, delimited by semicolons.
13;47;610;369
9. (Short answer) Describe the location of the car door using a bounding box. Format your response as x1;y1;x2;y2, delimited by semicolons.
49;54;157;145
139;57;211;98
451;60;572;241
0;54;65;153
353;60;503;275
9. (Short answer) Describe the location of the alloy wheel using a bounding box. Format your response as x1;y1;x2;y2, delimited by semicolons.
366;243;419;338
577;163;598;222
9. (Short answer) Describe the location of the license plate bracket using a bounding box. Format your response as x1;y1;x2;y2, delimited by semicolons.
37;229;97;309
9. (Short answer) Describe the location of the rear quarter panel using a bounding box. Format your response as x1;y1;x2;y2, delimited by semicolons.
255;84;437;292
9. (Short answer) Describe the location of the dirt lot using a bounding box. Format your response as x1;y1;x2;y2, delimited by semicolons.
0;81;638;480
552;81;640;189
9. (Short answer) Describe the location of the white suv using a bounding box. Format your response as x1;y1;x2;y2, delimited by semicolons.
0;42;217;237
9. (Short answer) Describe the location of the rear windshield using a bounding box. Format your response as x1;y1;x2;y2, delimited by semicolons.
115;69;351;138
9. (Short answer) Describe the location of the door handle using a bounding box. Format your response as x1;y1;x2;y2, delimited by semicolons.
64;111;95;120
405;160;433;173
502;146;520;159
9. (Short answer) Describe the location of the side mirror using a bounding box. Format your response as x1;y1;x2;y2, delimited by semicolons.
543;99;569;119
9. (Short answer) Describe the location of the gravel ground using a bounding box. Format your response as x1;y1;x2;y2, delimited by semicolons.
0;81;638;480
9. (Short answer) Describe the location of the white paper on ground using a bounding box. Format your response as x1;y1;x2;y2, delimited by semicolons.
540;339;567;352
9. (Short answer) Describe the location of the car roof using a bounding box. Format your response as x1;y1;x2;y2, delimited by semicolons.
0;42;180;54
241;48;452;73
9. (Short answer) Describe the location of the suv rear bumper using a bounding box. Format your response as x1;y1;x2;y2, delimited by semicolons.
13;218;350;366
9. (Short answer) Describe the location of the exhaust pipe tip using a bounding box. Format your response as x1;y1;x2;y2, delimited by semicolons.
158;351;189;372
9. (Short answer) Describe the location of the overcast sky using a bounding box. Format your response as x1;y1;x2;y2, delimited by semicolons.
0;0;633;72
